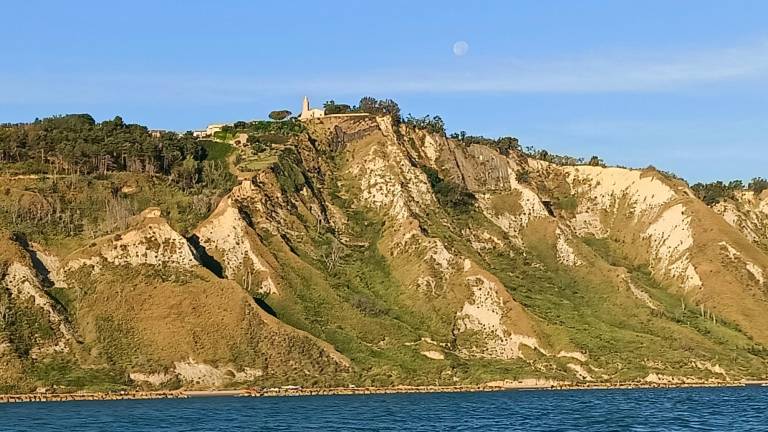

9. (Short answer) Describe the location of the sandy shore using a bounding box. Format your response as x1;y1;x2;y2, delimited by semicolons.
2;381;767;403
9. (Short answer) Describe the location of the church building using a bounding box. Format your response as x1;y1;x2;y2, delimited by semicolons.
299;96;325;120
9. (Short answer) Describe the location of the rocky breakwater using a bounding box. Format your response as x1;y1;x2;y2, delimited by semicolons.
0;391;187;403
242;385;509;398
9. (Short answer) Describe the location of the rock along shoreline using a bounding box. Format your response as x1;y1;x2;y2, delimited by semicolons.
2;381;767;403
0;391;186;404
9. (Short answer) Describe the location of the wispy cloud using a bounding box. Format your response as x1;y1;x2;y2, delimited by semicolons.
2;40;768;103
318;40;768;94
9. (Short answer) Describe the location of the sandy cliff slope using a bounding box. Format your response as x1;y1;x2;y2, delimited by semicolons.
2;114;768;391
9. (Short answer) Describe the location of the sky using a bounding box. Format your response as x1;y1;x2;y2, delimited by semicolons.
2;0;767;182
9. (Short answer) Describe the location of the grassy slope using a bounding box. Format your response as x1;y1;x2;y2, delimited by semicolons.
233;141;541;385
413;204;768;380
248;121;768;384
2;117;767;391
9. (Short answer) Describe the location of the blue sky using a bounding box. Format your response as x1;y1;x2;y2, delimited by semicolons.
2;0;767;182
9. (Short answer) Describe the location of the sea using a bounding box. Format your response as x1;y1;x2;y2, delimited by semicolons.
1;386;766;431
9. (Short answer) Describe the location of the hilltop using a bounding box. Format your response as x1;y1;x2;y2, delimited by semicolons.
1;100;768;393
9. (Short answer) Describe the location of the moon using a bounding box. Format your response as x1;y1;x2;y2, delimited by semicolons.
452;41;469;57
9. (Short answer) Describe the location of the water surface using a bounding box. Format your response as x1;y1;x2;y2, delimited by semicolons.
1;386;766;431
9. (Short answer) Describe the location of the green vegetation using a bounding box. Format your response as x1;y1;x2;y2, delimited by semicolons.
31;357;129;392
556;195;578;212
323;100;353;114
524;147;588;165
223;119;306;137
356;97;401;123
419;165;476;213
322;97;401;123
0;114;236;239
268;110;292;121
94;315;141;367
0;114;203;176
445;131;607;168
272;149;307;194
492;234;765;379
691;180;745;206
201;140;233;161
212;130;236;142
403;114;446;135
749;177;768;195
236;154;278;172
587;155;604;166
263;198;547;386
0;170;234;244
516;168;531;184
689;177;768;206
0;295;56;358
1;101;767;393
449;133;521;156
204;118;309;177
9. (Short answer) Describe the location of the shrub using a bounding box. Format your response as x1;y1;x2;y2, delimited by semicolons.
452;134;520;156
419;165;476;213
272;149;307;194
524;147;585;165
557;196;578;211
516;169;531;184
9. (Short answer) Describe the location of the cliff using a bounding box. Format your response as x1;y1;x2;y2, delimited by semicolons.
2;113;768;392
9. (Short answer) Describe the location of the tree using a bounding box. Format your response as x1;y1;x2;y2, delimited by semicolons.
0;114;203;176
588;156;604;166
356;97;401;123
323;101;352;115
403;114;445;135
172;157;199;190
268;110;292;121
691;180;742;206
749;177;768;195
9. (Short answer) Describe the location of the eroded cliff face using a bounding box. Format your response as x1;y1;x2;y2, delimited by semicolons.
0;233;74;357
371;119;768;379
4;209;349;391
713;190;768;252
196;115;768;384
3;114;768;392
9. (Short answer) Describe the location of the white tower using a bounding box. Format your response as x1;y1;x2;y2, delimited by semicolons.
299;96;325;120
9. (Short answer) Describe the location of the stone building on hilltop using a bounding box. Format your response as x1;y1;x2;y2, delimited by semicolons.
299;96;325;120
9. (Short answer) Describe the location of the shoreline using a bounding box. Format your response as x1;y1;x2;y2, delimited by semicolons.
2;381;767;404
239;380;768;398
0;391;187;404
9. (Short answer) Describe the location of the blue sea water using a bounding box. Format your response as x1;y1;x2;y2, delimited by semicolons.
1;386;766;431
